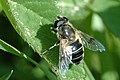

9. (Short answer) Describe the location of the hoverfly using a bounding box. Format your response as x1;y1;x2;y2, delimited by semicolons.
50;16;105;74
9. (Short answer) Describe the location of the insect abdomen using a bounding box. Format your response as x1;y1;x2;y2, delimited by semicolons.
70;39;84;64
72;48;84;64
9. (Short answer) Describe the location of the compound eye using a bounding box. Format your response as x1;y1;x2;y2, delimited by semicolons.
63;17;68;20
54;20;59;28
63;17;68;22
56;16;63;20
53;16;69;29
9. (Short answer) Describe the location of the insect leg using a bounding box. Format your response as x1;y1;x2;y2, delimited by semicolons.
41;40;60;55
49;40;60;50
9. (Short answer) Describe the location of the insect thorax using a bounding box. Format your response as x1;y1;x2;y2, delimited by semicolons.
59;25;76;41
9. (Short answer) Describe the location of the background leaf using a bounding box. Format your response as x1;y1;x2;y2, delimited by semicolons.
90;0;120;38
0;39;57;80
0;0;59;69
58;0;91;20
0;70;13;80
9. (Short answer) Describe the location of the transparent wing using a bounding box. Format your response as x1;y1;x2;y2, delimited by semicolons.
59;41;72;75
79;31;105;52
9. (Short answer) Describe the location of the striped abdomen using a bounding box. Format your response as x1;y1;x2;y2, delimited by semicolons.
70;39;84;64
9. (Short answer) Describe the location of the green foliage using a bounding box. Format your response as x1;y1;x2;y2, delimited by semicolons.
0;0;120;80
58;0;90;20
0;70;13;80
91;0;120;38
0;39;57;80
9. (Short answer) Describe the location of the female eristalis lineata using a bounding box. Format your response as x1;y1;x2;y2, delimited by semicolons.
49;16;105;74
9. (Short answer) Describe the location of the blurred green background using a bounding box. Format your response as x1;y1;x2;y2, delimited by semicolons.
0;0;120;80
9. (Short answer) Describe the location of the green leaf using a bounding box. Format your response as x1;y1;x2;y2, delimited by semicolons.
0;39;22;57
0;70;13;80
58;62;95;80
0;39;57;80
99;6;120;38
0;2;3;12
58;0;91;20
91;0;120;38
91;0;119;12
0;0;59;68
